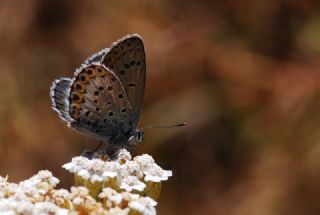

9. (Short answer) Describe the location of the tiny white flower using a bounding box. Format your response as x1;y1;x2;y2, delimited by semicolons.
133;155;173;182
129;196;157;215
52;189;71;205
102;171;118;179
63;156;89;173
120;176;146;192
118;149;132;161
20;170;59;189
99;188;123;205
77;169;90;180
0;211;16;215
61;162;75;171
103;162;121;178
37;170;60;186
134;154;155;168
144;169;173;182
70;186;89;196
90;174;103;183
108;207;130;215
72;196;84;205
121;160;143;179
34;202;69;215
88;160;103;176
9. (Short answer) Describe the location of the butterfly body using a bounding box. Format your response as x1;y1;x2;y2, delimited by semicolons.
50;34;146;158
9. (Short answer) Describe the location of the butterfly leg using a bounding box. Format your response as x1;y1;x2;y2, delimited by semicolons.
81;141;104;159
82;141;122;160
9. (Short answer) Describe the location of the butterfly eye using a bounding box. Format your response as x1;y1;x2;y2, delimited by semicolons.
136;131;144;142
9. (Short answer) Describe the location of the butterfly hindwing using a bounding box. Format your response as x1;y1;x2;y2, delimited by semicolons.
50;78;73;123
68;64;133;140
102;34;146;127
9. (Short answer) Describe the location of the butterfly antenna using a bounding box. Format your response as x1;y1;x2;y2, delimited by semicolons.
141;123;187;130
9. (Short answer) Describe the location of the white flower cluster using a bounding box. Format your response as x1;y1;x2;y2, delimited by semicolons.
99;188;157;215
62;149;172;193
0;150;172;215
0;171;68;215
0;171;159;215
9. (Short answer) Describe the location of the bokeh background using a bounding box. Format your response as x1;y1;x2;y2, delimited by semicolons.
1;0;320;214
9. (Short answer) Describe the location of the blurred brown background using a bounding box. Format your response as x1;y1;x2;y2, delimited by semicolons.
1;0;320;214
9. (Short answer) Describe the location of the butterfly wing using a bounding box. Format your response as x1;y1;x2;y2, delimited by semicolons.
101;34;146;128
50;78;74;123
84;48;109;65
68;63;134;142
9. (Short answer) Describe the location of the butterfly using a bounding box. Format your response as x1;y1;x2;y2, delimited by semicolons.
50;34;146;159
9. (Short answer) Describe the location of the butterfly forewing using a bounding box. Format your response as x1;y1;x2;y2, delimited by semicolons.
102;34;146;127
68;64;133;140
85;48;109;65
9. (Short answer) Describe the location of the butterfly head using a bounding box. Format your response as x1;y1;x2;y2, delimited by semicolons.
127;123;187;146
128;129;144;146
